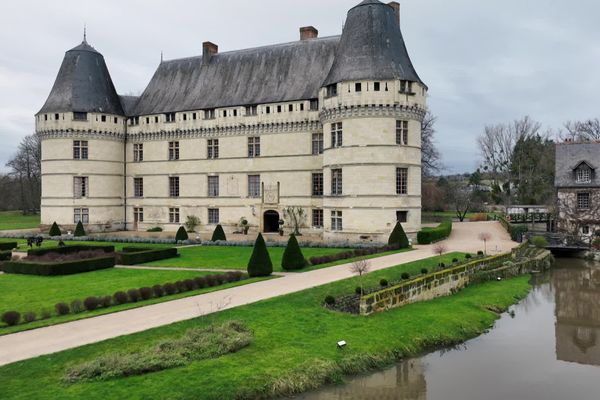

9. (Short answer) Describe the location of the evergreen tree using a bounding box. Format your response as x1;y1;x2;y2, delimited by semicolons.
247;233;273;277
73;221;86;237
49;222;61;237
175;226;189;242
388;222;410;249
211;224;227;241
281;233;306;270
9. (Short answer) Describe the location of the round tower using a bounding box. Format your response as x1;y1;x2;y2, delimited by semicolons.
36;38;126;232
320;0;427;242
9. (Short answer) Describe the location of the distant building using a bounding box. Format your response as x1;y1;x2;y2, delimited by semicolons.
36;0;427;242
555;142;600;237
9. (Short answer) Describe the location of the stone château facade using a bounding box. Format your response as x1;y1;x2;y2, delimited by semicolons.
36;0;427;242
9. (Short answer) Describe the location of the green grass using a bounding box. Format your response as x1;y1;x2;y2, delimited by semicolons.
0;211;40;230
422;211;500;223
0;268;268;335
0;238;171;252
0;252;532;399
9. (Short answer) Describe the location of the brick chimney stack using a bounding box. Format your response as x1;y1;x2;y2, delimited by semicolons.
388;2;400;25
202;41;218;63
300;26;318;40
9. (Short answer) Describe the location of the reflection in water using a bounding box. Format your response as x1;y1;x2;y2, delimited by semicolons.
298;258;600;400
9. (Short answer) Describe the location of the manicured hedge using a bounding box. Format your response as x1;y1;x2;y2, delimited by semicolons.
498;215;528;242
27;245;115;257
1;256;115;276
115;247;178;265
309;245;399;266
0;242;17;251
417;220;453;244
0;250;11;261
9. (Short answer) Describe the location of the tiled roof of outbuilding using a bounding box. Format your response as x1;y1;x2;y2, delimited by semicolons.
555;142;600;188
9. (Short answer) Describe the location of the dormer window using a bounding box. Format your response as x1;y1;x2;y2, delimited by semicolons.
400;80;414;94
165;112;176;123
326;84;337;98
73;112;87;121
577;167;591;183
355;82;362;92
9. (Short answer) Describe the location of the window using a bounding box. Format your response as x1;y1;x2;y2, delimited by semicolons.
248;175;261;198
169;176;180;197
73;176;88;198
155;116;159;123
396;120;409;145
288;104;293;112
400;80;413;94
577;192;590;209
374;82;381;91
183;114;187;121
396;211;408;223
74;208;89;224
331;169;342;196
134;177;143;198
326;84;337;97
168;141;179;160
146;117;150;124
114;117;118;124
169;207;180;223
277;105;282;113
265;106;271;114
204;109;215;120
73;112;87;121
192;113;197;120
55;113;60;120
245;106;258;116
101;115;108;122
133;143;143;162
300;103;305;111
208;208;220;224
331;210;343;231
233;109;238;117
582;225;590;235
248;136;260;157
396;168;408;194
310;99;318;111
355;82;362;92
44;114;48;121
576;166;591;183
165;112;176;123
73;140;88;160
207;139;219;159
312;209;323;228
312;173;323;196
312;133;324;155
331;122;343;148
208;175;219;197
134;207;144;223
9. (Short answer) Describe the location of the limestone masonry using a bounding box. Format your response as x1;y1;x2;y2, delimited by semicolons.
36;0;427;242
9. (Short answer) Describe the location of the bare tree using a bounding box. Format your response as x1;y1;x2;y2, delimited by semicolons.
5;134;41;213
478;232;492;255
350;258;371;296
561;119;600;142
421;110;442;177
282;206;306;235
432;243;447;256
447;182;474;222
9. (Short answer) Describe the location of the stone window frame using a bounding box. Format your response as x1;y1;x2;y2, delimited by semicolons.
168;141;180;161
169;207;180;224
248;174;261;198
133;177;144;198
312;133;324;155
396;210;408;223
577;192;590;210
133;207;144;223
331;210;343;231
208;175;219;197
396;167;408;195
331;168;343;196
576;166;592;184
73;176;88;199
396;120;408;145
312;208;324;228
207;139;219;159
248;136;261;158
331;122;343;148
73;140;88;160
133;143;143;162
169;176;180;198
312;172;323;196
208;208;220;224
73;208;89;224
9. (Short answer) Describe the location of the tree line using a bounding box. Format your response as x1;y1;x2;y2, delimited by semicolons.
2;134;41;212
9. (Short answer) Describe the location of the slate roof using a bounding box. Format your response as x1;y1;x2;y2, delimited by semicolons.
555;142;600;188
38;41;124;116
118;95;139;116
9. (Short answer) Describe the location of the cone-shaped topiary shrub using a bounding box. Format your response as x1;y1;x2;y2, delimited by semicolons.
388;222;410;249
175;226;188;242
74;221;86;237
281;233;306;270
49;222;61;237
211;224;227;241
247;233;273;277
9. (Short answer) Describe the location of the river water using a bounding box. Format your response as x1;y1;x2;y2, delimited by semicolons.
298;258;600;400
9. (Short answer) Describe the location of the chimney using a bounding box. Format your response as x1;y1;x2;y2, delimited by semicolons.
300;26;318;40
202;41;218;63
388;2;400;25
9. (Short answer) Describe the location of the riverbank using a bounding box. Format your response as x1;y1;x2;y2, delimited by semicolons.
0;253;531;400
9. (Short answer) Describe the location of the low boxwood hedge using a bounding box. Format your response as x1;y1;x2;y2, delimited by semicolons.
1;256;115;276
0;242;17;251
0;250;11;261
27;245;115;257
417;219;453;244
115;247;178;265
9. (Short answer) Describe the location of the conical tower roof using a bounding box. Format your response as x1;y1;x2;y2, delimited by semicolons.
38;39;124;115
324;0;425;86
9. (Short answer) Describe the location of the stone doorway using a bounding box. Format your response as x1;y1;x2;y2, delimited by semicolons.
263;210;280;233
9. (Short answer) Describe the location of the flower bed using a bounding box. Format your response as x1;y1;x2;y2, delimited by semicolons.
115;247;178;265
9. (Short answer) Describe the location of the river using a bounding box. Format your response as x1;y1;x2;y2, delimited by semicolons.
297;258;600;400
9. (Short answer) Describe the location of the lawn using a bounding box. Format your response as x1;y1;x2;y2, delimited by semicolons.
0;238;171;252
0;211;40;230
0;268;268;335
0;252;532;400
422;211;500;223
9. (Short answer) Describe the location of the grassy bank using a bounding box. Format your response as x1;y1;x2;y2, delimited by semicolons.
0;211;40;231
0;253;531;399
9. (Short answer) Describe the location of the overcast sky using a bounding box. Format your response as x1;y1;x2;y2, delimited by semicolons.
1;0;599;174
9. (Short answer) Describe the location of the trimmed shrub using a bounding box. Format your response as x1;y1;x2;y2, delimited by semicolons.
420;268;428;274
452;258;459;263
116;247;178;265
139;287;153;300
388;222;410;249
70;299;84;313
26;245;114;257
0;250;11;261
417;220;453;244
127;289;141;302
401;272;410;280
531;236;549;248
379;278;388;287
438;262;446;268
23;311;36;323
100;296;112;308
281;234;307;270
183;279;196;291
211;224;227;242
49;222;61;236
146;227;163;232
465;253;472;259
74;221;86;237
194;276;207;288
175;226;189;242
355;286;363;295
152;284;165;297
247;233;273;277
83;296;100;311
113;291;128;305
40;309;52;319
0;242;17;251
324;295;336;306
164;283;177;295
2;255;115;276
55;302;70;315
205;275;217;287
176;280;187;292
2;311;20;326
477;250;484;256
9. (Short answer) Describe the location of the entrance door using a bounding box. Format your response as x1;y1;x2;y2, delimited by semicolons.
263;210;280;233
